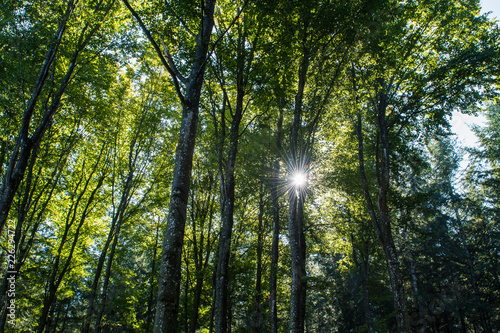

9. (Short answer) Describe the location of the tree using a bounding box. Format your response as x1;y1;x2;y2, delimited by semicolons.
0;0;118;237
271;1;357;331
121;0;217;331
348;0;499;330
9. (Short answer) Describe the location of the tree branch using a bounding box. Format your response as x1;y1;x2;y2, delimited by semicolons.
122;0;186;103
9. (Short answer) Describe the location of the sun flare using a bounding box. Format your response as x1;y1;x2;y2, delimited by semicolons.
292;172;307;188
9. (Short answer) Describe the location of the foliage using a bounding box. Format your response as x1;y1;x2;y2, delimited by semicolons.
0;0;499;332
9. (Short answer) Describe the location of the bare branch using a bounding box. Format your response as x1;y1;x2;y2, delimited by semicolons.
159;36;188;84
164;0;197;38
122;0;186;103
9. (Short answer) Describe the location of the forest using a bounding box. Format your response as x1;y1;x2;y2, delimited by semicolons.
0;0;499;332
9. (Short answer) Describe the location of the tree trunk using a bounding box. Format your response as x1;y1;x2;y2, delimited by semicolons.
147;219;161;333
351;235;374;333
356;108;408;332
288;193;307;333
270;106;283;333
214;103;243;333
252;189;264;333
152;1;216;331
213;19;253;331
288;41;309;333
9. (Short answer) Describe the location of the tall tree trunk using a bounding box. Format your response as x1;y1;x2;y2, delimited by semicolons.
288;193;307;333
214;98;243;333
356;109;409;332
147;219;161;333
213;17;254;331
123;1;218;331
269;107;283;333
288;42;309;333
252;189;264;333
351;235;374;333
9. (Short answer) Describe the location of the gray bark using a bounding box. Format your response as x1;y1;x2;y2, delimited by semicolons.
126;0;217;331
213;88;243;333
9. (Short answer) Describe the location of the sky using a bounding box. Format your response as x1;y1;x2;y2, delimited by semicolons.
450;0;498;148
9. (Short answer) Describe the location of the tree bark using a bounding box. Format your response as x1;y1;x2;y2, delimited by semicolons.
214;90;243;333
269;107;283;333
288;39;309;333
288;193;307;333
149;1;216;331
351;235;374;333
252;189;265;333
356;104;409;332
213;16;255;331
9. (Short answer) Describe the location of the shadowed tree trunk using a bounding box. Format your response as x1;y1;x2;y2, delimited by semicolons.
356;109;409;332
351;234;374;333
288;36;310;333
211;10;256;331
213;85;244;333
252;188;265;332
269;106;283;333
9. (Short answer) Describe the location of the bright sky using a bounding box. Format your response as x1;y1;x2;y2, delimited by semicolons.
450;0;498;148
481;0;500;20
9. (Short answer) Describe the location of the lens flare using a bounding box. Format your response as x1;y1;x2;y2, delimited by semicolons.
292;172;307;188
